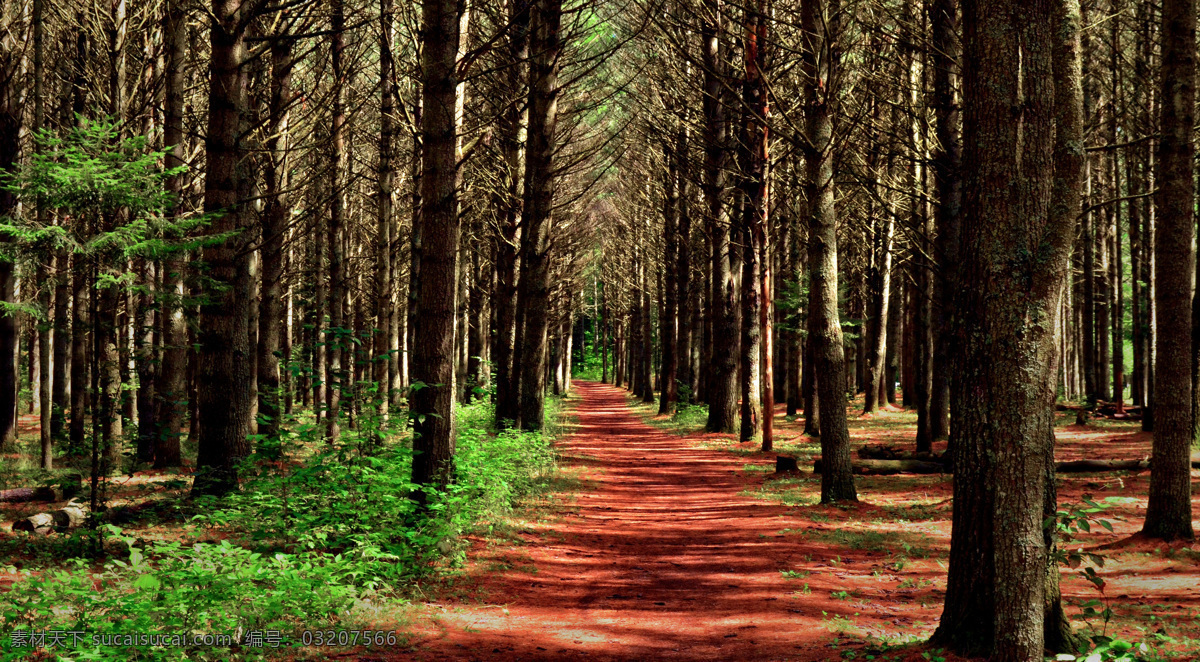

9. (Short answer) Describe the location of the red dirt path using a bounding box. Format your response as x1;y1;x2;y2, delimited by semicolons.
386;382;959;662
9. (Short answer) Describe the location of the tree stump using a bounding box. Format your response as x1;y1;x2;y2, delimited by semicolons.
775;455;800;473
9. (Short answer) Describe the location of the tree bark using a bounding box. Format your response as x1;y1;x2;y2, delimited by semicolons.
192;0;258;496
1128;17;1144;406
659;138;679;416
97;0;128;472
929;0;959;441
640;259;654;404
676;130;693;403
467;245;489;399
0;40;19;453
1145;0;1196;542
885;260;901;405
491;0;525;423
32;0;51;468
745;0;772;450
933;1;1077;658
324;0;347;442
863;213;894;415
257;35;293;444
802;322;819;436
514;0;563;430
410;0;464;494
801;0;855;504
702;4;738;434
133;259;155;464
785;213;802;417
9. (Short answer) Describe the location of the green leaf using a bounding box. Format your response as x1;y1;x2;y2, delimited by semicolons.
131;574;161;590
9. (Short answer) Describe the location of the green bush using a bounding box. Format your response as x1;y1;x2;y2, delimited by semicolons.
1;530;359;661
0;397;563;661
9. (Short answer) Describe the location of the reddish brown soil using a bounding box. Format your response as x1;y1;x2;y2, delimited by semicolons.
5;387;1196;661
385;383;981;662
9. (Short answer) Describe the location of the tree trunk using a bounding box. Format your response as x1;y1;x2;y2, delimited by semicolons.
0;47;19;452
324;0;347;442
258;36;293;444
745;0;772;450
786;208;803;417
1096;213;1111;402
1128;18;1144;406
133;259;155;464
1082;192;1096;404
1108;11;1124;408
313;214;327;424
802;324;819;436
933;1;1078;658
863;212;894;415
467;242;488;401
51;251;68;444
32;0;51;467
703;7;738;434
929;0;959;442
192;0;258;497
914;244;933;453
601;287;609;383
514;0;563;430
640;261;654;404
676;133;693;403
659;138;679;416
492;46;524;424
410;0;464;494
885;259;901;405
1144;0;1196;542
802;0;855;504
739;217;761;442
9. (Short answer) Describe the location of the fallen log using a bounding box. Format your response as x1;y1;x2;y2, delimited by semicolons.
814;458;948;475
1055;402;1144;421
1056;453;1200;472
12;512;55;533
1056;458;1150;473
815;453;1198;476
857;445;945;463
53;505;88;529
12;503;89;534
0;486;59;503
0;472;82;504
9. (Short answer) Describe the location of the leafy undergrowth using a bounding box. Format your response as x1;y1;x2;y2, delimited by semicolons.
0;396;572;661
625;391;1200;661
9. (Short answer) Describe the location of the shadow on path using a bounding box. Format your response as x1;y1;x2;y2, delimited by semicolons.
382;382;887;661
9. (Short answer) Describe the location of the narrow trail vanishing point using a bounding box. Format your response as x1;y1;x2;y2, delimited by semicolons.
386;381;925;662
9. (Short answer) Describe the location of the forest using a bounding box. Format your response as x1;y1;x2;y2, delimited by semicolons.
0;0;1197;660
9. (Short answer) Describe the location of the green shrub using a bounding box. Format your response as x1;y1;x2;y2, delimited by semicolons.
0;396;564;661
1;529;359;661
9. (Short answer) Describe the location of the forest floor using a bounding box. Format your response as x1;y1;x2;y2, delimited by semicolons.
386;382;1200;662
0;383;1196;661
